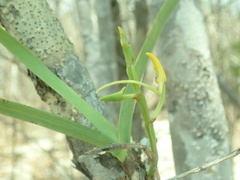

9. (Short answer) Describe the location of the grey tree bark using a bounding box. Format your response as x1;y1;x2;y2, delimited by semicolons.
0;0;147;179
153;0;233;179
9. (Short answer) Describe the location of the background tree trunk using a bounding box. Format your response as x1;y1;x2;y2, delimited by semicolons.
74;0;119;121
154;0;233;179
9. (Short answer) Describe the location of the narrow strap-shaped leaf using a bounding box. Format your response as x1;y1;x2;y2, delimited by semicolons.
0;27;117;141
0;98;114;146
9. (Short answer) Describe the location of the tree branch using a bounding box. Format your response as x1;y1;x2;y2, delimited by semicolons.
167;148;240;180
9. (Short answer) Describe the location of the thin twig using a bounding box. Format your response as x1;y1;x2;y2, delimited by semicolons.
167;148;240;180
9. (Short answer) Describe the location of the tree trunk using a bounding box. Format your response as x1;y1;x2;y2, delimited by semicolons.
74;0;119;121
155;0;233;179
0;0;147;179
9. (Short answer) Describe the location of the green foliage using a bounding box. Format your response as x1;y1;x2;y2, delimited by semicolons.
0;98;113;147
0;26;118;143
97;27;168;175
117;0;179;148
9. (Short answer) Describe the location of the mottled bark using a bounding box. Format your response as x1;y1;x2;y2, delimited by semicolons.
154;0;233;179
0;0;146;179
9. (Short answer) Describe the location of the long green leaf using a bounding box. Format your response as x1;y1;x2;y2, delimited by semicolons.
0;27;117;141
118;0;179;143
0;98;114;146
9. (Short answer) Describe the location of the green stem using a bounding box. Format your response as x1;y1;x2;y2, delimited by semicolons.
118;26;162;176
125;57;158;176
137;95;158;176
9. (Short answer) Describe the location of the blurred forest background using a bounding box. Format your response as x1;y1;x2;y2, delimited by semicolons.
0;0;239;179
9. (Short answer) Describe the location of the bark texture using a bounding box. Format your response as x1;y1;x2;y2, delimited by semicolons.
154;0;233;179
0;0;147;179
